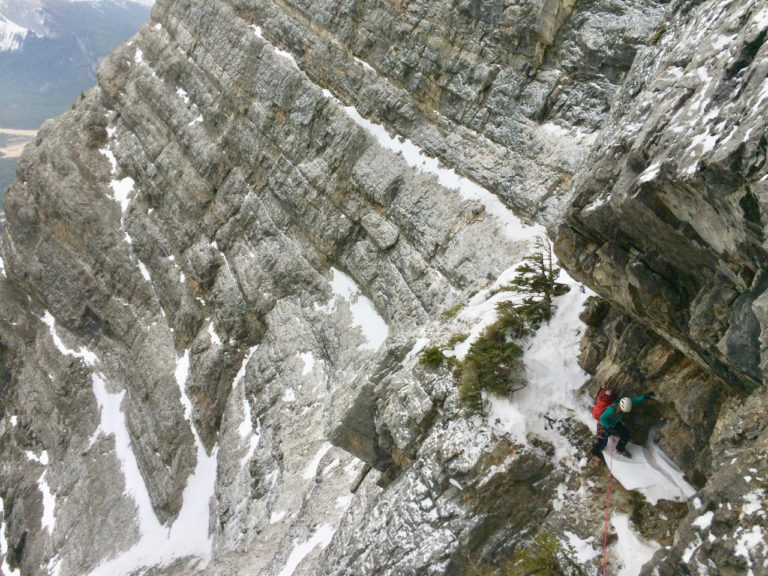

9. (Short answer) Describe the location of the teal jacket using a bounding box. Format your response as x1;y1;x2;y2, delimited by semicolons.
599;395;648;430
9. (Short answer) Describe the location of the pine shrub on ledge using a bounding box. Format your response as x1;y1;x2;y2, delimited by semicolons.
421;237;569;413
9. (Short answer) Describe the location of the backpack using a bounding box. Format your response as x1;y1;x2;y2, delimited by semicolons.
592;387;617;421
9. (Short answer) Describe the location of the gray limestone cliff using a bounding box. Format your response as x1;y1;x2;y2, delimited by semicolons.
0;0;766;575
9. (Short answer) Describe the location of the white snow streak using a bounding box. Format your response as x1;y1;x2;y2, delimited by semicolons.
88;352;218;575
0;18;27;52
332;96;537;244
354;56;375;72
232;347;260;467
298;352;315;376
317;268;389;350
638;162;661;183
89;374;157;533
611;513;659;576
42;311;98;366
109;177;135;214
250;24;299;69
303;443;333;480
24;451;55;535
174;350;193;421
0;257;5;278
276;524;335;576
0;498;20;576
207;320;222;347
137;261;152;283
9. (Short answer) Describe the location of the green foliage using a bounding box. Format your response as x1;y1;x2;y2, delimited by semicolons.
463;532;584;576
443;303;463;320
508;531;584;575
420;346;447;368
455;237;569;413
456;301;528;412
650;25;667;46
505;237;569;328
447;332;470;347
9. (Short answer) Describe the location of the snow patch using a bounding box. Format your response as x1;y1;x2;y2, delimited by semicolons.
334;100;539;244
303;443;333;480
207;320;222;347
134;48;144;65
24;451;55;535
735;525;765;563
0;257;5;278
693;511;714;530
0;497;20;576
563;531;600;564
87;360;218;575
109;177;135;213
176;87;190;104
42;311;98;366
99;147;118;173
270;510;287;524
298;352;315;376
276;524;335;576
317;268;389;350
611;513;659;576
753;7;768;31
607;439;696;505
487;271;592;460
404;336;429;363
0;18;27;52
742;491;764;516
336;495;353;509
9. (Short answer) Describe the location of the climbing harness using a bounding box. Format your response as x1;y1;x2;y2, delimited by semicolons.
602;437;615;576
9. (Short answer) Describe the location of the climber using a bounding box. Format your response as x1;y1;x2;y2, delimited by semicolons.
591;391;655;465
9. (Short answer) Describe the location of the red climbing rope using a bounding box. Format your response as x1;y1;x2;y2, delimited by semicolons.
602;437;615;576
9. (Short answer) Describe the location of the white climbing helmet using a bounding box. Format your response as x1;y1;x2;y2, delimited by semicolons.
619;397;632;412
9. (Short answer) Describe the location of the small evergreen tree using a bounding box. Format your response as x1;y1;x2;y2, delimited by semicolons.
507;237;569;328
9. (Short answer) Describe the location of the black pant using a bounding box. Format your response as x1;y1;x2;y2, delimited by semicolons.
591;422;629;458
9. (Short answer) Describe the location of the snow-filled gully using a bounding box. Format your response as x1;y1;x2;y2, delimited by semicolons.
40;312;218;575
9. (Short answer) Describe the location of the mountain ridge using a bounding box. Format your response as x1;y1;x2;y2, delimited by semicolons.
0;0;766;575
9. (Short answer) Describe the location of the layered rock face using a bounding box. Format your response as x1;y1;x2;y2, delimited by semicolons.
556;0;768;393
556;0;768;572
0;0;766;575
